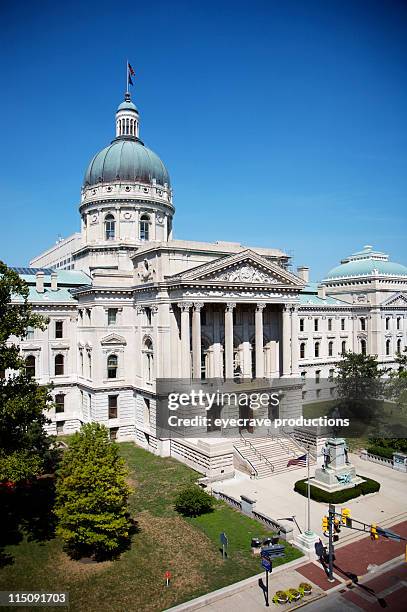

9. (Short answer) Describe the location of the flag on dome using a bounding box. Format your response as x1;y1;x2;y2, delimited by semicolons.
128;62;135;86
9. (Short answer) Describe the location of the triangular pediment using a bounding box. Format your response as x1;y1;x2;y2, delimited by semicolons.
170;249;305;287
382;292;407;307
100;333;127;346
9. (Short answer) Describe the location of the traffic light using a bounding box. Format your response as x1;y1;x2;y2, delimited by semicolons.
370;523;379;540
341;507;352;527
322;516;329;535
334;518;341;533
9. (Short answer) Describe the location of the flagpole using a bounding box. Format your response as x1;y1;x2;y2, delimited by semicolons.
126;59;129;95
307;448;310;532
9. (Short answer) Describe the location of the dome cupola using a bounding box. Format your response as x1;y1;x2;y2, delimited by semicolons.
116;92;139;138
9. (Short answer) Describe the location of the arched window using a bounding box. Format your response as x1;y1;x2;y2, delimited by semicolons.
328;341;333;357
341;340;346;354
26;355;36;378
140;214;150;241
105;214;115;240
300;342;305;359
360;339;367;355
107;354;118;379
143;338;154;381
397;339;402;354
386;339;391;356
55;354;64;376
314;342;320;358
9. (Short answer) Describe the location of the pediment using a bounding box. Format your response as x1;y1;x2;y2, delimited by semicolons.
100;333;127;346
382;293;407;307
170;249;305;287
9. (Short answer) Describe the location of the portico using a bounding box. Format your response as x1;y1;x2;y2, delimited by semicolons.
173;299;300;380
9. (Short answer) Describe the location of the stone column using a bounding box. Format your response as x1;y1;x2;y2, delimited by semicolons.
282;304;291;376
178;303;191;378
291;306;299;375
224;302;235;379
192;303;202;379
255;304;266;378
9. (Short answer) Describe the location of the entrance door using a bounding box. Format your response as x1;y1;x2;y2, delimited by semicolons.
239;405;254;434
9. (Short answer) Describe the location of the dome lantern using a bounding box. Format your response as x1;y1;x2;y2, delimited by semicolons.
115;92;139;138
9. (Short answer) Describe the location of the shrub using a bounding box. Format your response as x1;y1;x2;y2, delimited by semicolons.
174;485;214;517
366;445;394;460
54;423;131;560
294;475;380;504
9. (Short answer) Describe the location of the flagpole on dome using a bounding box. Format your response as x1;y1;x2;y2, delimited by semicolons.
126;59;129;96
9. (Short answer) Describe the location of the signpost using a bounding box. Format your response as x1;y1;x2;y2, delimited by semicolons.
165;570;171;587
220;532;228;559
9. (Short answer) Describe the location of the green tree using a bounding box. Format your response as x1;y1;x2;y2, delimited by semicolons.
0;261;53;482
333;351;387;432
174;485;214;517
54;423;131;560
385;346;407;411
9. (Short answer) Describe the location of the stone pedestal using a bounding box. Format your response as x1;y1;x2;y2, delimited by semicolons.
294;531;321;558
313;438;364;492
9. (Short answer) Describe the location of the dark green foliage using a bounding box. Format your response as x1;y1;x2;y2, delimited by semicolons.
0;261;54;482
54;423;132;560
385;346;407;410
174;485;214;517
294;476;380;503
366;445;394;459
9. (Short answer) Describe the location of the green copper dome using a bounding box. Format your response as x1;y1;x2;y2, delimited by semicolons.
117;100;138;112
324;246;407;280
83;137;170;188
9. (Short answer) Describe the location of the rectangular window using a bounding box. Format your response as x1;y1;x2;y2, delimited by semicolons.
360;318;366;331
299;318;304;332
341;318;345;331
385;317;390;330
108;395;118;419
108;308;118;325
145;307;152;325
110;427;118;441
315;370;321;384
55;394;65;413
328;318;332;331
55;321;63;339
314;319;318;331
301;371;306;379
26;326;34;340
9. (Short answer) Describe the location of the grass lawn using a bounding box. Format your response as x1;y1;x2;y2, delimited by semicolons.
0;443;302;612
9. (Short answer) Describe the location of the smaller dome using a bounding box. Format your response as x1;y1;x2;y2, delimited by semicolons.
117;100;138;113
324;246;407;280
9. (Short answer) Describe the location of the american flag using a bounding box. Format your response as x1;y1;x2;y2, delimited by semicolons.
287;454;307;467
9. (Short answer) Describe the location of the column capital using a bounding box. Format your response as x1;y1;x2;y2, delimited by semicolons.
282;303;292;313
193;302;204;311
150;305;158;314
256;303;267;311
136;305;145;314
177;302;192;312
225;302;236;312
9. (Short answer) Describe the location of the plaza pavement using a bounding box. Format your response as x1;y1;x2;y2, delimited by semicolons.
209;453;407;542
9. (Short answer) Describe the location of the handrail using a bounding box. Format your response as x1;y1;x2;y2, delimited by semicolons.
240;433;274;473
233;444;259;478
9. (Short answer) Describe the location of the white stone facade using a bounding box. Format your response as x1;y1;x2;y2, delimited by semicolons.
11;93;407;478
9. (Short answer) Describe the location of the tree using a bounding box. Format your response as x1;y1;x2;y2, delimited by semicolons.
385;346;407;411
174;485;214;517
54;423;131;560
333;351;387;434
0;261;53;482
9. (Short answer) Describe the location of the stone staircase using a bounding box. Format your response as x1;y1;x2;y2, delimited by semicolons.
233;435;315;479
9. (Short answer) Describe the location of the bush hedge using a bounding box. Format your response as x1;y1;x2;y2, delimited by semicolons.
366;445;394;460
294;476;380;504
174;485;214;517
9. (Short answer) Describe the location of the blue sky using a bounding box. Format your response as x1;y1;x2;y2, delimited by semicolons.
0;0;406;280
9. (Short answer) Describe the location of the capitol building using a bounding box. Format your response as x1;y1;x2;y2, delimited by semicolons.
13;91;407;478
